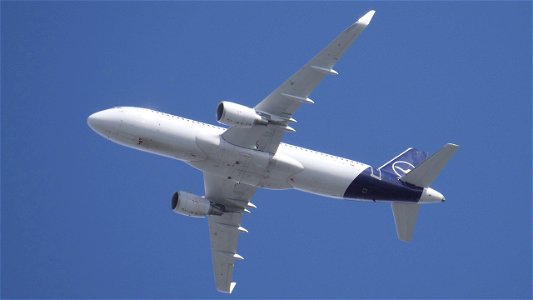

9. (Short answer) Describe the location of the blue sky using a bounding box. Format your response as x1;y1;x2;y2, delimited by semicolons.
2;2;531;298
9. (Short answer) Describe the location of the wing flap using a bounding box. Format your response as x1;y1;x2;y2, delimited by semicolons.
204;173;256;294
204;173;256;209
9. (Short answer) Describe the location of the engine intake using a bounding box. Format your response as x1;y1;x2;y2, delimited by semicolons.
171;191;223;218
216;101;267;128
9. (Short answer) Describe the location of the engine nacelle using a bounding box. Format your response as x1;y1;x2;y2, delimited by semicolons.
171;191;223;218
216;101;267;128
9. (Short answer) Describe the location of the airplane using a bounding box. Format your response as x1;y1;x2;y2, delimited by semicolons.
87;10;458;294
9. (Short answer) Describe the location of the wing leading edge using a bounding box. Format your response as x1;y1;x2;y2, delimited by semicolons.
221;10;375;154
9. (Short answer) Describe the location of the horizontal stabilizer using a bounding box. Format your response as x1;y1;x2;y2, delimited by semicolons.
392;202;420;242
400;143;459;188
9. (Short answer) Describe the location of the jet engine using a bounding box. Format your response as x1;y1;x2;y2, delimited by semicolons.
216;101;268;128
171;191;223;218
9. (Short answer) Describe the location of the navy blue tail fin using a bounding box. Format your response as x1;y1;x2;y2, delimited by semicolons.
379;148;428;178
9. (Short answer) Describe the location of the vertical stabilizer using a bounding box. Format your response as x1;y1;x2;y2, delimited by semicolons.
391;202;420;242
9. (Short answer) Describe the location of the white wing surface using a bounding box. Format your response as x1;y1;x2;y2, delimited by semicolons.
221;10;375;154
204;173;256;293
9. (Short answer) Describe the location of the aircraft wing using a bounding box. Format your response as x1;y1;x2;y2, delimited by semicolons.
204;173;256;293
221;10;375;154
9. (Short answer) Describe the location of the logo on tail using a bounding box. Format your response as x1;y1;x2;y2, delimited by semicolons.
379;147;428;179
392;161;415;178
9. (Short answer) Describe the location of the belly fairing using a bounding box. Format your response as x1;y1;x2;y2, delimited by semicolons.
192;132;272;187
192;135;306;190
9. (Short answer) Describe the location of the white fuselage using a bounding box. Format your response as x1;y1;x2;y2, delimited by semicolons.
88;106;369;199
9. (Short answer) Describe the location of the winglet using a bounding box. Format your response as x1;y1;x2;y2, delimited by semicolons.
218;282;237;294
357;10;376;26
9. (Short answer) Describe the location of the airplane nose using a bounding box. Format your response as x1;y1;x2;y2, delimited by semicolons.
87;109;119;135
87;112;98;129
87;111;104;132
